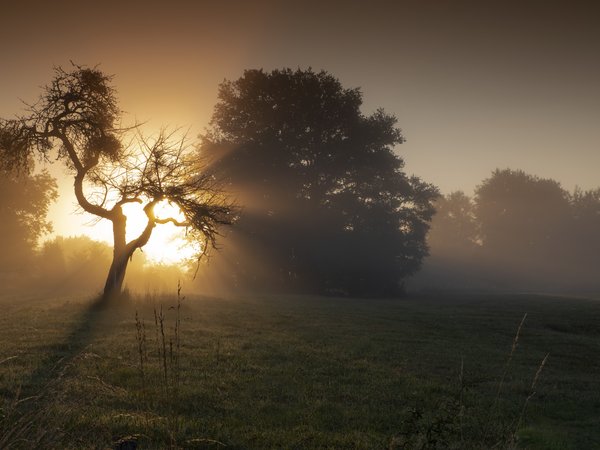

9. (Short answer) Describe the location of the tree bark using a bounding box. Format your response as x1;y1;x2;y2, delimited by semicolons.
103;207;129;299
102;249;131;299
102;203;157;299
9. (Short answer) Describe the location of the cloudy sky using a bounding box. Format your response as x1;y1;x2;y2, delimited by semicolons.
2;0;599;239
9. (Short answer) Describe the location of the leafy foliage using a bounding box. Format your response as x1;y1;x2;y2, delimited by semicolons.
475;169;571;261
427;191;478;253
0;168;57;276
419;169;600;290
200;68;438;296
0;67;121;173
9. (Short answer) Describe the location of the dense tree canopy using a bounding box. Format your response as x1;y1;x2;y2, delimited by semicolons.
0;168;57;279
200;68;438;296
427;191;478;254
475;169;571;262
416;169;600;291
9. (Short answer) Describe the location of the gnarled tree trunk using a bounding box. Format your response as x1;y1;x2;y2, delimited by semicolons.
103;203;157;299
103;250;130;299
103;208;129;298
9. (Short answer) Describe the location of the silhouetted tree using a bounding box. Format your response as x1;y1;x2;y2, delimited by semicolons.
473;169;572;287
36;235;184;294
0;65;235;298
200;68;438;296
37;235;110;293
568;187;600;284
413;170;600;291
409;191;485;290
0;167;57;281
476;169;570;260
571;188;600;238
428;191;479;253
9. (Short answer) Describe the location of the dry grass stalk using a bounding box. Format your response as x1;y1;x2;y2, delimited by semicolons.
495;313;527;402
135;283;185;448
513;352;550;438
483;313;527;441
135;311;147;381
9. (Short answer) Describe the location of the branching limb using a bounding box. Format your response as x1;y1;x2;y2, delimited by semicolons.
154;217;190;227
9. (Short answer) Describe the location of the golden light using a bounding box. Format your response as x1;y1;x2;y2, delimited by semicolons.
49;196;200;267
44;130;205;268
121;200;199;265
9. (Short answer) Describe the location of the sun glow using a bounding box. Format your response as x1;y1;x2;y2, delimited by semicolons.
121;200;199;265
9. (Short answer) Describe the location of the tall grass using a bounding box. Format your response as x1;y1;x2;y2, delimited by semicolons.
133;282;185;449
390;312;550;449
513;352;550;439
2;292;582;448
0;357;64;448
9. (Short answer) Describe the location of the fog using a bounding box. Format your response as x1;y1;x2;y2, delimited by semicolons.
1;236;184;297
2;66;600;299
410;169;600;294
3;153;600;299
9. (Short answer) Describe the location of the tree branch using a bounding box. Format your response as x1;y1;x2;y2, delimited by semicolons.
154;217;190;227
74;171;112;219
115;197;143;207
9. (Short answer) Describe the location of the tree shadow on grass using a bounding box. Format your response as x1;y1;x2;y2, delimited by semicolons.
1;293;137;448
21;293;129;396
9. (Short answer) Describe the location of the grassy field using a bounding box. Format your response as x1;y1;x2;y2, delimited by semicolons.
0;291;599;449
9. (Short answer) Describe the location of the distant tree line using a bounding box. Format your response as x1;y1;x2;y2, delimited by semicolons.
0;167;57;289
416;169;600;291
38;235;184;295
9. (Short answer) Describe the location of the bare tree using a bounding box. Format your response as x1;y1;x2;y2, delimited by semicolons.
0;65;236;298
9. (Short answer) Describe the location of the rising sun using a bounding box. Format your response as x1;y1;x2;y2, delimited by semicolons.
120;200;199;265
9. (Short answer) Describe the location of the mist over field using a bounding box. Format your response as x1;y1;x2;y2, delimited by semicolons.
411;171;600;294
1;1;600;449
4;167;600;299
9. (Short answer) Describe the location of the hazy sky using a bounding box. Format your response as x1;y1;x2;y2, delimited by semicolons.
2;0;599;240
